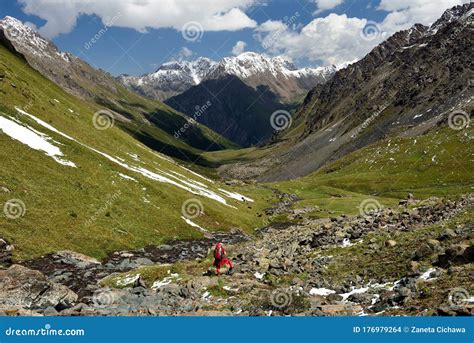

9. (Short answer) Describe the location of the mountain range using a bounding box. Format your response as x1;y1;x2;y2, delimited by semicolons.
119;52;338;102
119;52;340;146
219;2;474;181
0;16;235;162
0;3;473;318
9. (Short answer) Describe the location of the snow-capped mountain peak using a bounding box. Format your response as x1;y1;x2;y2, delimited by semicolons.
119;52;341;101
428;2;473;34
154;57;216;84
0;16;70;62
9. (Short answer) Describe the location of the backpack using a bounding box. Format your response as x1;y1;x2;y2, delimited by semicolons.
214;243;224;259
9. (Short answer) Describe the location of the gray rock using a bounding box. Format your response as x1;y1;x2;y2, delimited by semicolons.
438;228;456;240
0;265;77;311
42;306;58;316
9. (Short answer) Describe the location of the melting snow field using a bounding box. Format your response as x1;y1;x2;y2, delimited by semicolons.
218;189;254;202
309;288;336;296
10;107;254;207
118;173;137;182
181;216;208;232
0;115;76;167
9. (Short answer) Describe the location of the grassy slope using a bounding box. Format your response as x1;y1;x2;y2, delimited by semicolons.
273;124;474;217
1;40;472;263
0;45;274;260
207;120;473;219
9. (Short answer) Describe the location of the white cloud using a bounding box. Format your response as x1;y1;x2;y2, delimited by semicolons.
256;14;387;66
378;0;472;33
18;0;257;38
232;40;247;55
178;47;193;59
255;0;470;66
314;0;345;14
24;21;37;31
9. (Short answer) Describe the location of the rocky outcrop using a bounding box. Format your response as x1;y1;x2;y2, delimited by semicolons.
0;265;77;315
221;3;474;181
6;194;470;317
0;237;13;267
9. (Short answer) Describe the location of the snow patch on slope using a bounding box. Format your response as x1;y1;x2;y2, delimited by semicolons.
0;114;76;167
13;107;248;207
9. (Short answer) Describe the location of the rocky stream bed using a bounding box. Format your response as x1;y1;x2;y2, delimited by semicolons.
0;194;472;316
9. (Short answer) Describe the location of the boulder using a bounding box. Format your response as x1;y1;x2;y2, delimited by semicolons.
435;244;473;267
0;238;13;267
0;265;77;311
320;304;363;316
438;228;456;241
53;250;100;268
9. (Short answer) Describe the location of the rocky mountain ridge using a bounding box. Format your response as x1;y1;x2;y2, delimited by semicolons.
119;52;339;102
220;3;474;181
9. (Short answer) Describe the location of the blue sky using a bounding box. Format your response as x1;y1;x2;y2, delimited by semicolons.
0;0;469;76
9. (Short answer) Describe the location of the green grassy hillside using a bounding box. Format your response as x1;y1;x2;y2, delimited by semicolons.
273;123;474;217
0;44;273;260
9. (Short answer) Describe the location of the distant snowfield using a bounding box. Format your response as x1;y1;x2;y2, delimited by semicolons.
9;107;254;207
0;115;76;167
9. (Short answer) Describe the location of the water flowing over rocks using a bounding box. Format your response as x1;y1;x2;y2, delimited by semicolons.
1;195;472;316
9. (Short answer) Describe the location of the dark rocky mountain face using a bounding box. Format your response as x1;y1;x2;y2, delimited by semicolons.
118;57;217;101
166;75;290;147
125;53;336;147
118;52;336;103
220;3;474;181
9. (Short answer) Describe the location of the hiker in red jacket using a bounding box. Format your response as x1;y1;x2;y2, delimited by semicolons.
213;242;233;275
